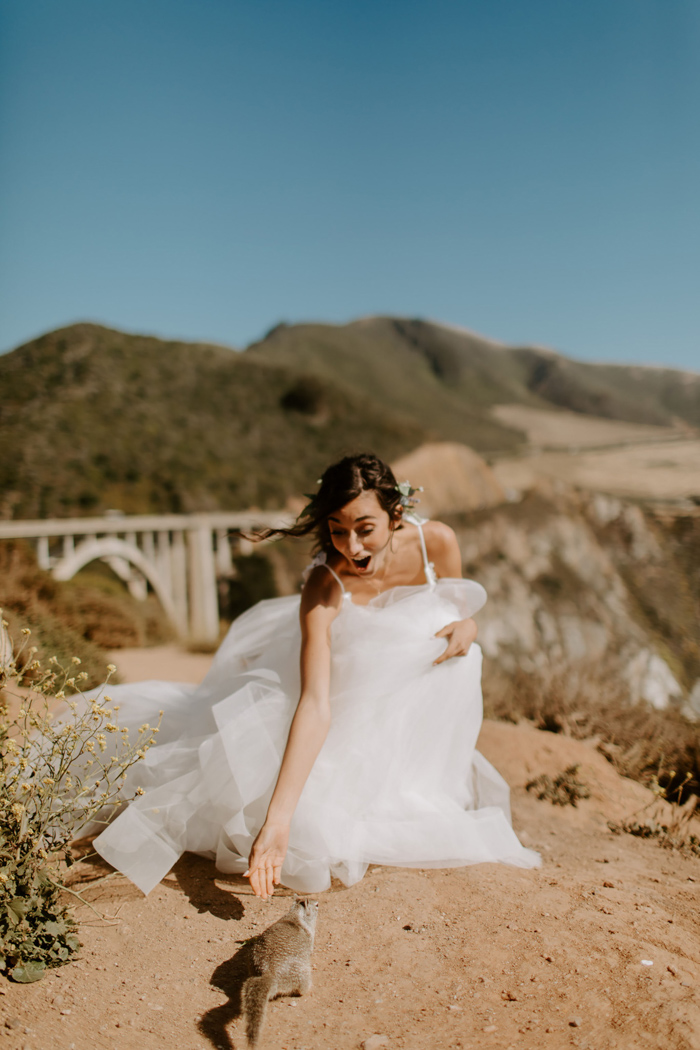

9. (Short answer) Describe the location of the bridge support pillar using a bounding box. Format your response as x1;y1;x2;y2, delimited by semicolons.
36;536;50;570
170;532;188;637
187;526;219;646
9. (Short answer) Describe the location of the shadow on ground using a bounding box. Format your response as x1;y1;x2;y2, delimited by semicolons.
199;939;257;1050
174;854;247;921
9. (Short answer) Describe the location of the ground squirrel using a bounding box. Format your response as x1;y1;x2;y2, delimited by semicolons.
241;896;319;1048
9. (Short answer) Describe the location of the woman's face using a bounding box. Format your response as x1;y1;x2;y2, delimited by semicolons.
327;490;396;577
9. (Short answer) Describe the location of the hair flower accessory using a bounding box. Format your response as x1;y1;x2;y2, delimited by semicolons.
395;480;423;510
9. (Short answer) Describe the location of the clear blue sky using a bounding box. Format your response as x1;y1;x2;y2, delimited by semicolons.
1;0;698;368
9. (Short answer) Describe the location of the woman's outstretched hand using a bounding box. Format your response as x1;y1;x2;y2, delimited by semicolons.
434;618;478;665
244;821;290;900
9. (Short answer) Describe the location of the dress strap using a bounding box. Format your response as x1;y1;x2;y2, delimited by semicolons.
412;519;438;588
321;562;346;594
301;552;348;595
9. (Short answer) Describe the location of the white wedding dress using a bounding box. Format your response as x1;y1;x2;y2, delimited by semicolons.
88;519;539;894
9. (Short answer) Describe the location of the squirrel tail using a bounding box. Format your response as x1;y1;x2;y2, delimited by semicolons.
242;973;276;1047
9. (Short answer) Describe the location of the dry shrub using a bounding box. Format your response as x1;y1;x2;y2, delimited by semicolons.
0;541;173;689
483;659;700;802
0;626;160;981
526;764;591;807
609;779;700;858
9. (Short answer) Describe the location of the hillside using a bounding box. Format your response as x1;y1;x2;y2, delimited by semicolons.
0;324;425;519
3;694;699;1050
2;318;699;518
251;317;700;430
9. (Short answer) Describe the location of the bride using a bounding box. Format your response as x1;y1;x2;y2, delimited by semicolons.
90;453;539;899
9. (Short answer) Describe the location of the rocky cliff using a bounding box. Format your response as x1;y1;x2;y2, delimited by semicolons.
451;485;700;716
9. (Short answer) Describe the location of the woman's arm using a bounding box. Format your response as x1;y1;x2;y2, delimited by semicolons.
424;520;479;665
245;568;341;899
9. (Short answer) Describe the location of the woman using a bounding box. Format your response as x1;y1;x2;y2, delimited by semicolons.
91;454;539;899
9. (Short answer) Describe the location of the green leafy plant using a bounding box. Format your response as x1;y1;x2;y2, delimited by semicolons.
0;611;161;982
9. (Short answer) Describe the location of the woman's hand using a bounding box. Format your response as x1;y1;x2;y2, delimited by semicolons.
434;618;478;665
244;821;290;900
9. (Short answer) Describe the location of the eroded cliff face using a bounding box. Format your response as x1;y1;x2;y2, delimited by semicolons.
450;485;700;715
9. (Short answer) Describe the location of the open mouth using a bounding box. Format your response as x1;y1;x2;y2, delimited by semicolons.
352;555;371;571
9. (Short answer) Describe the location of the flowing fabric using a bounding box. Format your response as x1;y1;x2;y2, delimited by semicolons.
82;553;539;895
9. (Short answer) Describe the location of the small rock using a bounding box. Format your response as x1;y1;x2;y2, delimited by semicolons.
60;1009;72;1016
362;1036;389;1050
603;881;614;889
681;981;694;988
502;991;518;1001
667;965;678;976
568;1017;582;1028
448;1005;463;1012
543;955;554;963
483;1026;497;1033
5;1018;21;1031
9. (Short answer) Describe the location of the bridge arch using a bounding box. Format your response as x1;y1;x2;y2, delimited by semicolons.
53;536;181;631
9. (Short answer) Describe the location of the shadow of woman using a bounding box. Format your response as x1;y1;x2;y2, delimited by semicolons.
198;938;258;1050
173;853;246;921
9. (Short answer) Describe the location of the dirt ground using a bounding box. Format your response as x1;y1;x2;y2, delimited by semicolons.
490;405;685;452
492;438;700;502
2;654;699;1050
487;404;700;503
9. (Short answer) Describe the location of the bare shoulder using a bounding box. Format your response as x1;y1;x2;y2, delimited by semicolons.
422;520;462;578
300;564;343;617
423;520;459;557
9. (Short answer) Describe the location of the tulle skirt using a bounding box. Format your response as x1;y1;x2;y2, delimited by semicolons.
82;580;539;894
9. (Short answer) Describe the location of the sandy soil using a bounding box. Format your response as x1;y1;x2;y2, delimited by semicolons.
491;406;684;451
107;646;214;686
492;439;700;502
2;654;700;1050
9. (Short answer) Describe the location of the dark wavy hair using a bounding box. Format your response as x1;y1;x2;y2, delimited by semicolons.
256;453;402;557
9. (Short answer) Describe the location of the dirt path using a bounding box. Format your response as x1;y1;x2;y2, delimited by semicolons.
2;663;699;1050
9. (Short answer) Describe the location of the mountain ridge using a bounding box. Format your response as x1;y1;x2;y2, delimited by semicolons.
2;317;698;519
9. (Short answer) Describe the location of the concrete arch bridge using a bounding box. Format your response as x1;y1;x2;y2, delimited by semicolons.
0;510;291;645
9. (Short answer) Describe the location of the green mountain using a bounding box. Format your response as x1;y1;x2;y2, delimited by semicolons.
251;317;700;429
1;318;698;519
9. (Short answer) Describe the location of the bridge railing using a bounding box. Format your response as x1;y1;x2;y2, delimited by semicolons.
0;510;294;645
